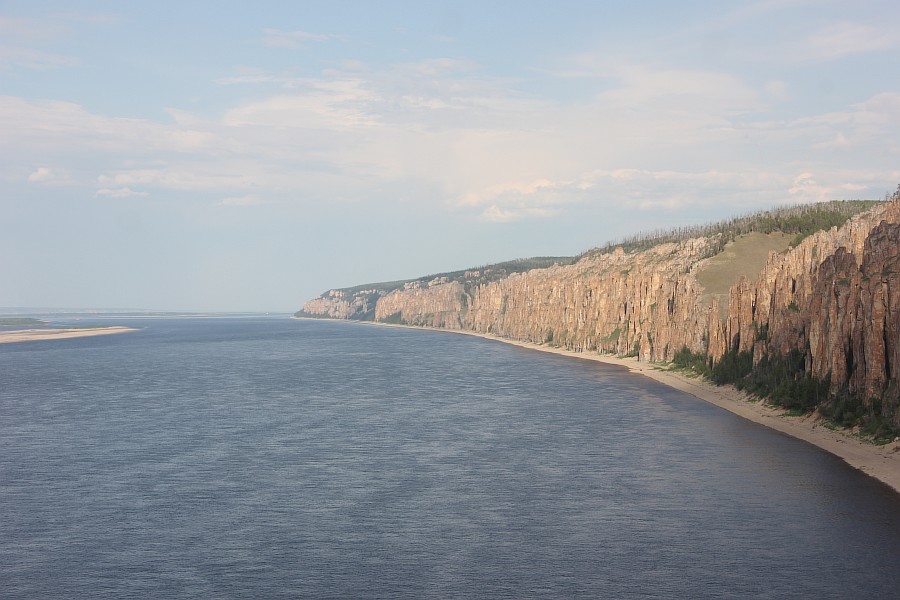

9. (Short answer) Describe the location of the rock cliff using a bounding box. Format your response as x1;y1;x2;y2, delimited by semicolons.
376;280;469;328
710;200;899;425
301;198;900;428
462;239;713;362
300;290;369;320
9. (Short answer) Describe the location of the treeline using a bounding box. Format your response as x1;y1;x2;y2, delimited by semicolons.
586;200;880;259
673;347;898;443
470;256;577;273
325;256;577;298
427;256;576;287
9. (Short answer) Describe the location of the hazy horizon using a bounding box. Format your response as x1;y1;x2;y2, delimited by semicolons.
4;1;899;311
0;307;293;315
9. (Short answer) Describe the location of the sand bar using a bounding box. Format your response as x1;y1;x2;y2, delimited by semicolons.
0;326;138;344
356;320;900;495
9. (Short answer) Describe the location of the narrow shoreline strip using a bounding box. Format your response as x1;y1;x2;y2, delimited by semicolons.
0;326;139;344
348;319;900;495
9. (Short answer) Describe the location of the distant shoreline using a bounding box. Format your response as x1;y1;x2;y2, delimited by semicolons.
335;318;900;495
0;326;139;344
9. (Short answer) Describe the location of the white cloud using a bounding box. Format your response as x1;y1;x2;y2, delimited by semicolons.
3;48;899;222
460;179;559;207
459;165;885;218
569;169;789;211
481;205;560;222
784;171;881;203
26;166;77;186
95;187;148;198
222;87;379;131
28;167;56;183
788;173;829;203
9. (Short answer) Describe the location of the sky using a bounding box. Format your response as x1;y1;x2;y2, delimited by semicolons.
2;1;900;312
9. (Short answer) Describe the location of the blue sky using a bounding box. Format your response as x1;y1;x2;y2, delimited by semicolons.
2;1;899;311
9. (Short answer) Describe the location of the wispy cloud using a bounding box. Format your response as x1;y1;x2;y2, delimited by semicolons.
460;178;572;222
3;47;899;217
0;16;64;40
261;28;336;49
0;45;77;70
215;71;307;87
222;194;263;206
788;172;830;203
397;57;478;77
0;15;82;70
773;92;900;151
800;22;900;61
48;12;121;25
594;64;764;115
95;187;149;198
27;166;73;185
96;167;259;193
28;167;54;182
222;83;380;130
5;1;900;312
480;205;560;222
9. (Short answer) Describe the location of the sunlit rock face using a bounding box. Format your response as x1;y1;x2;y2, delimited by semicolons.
375;282;468;329
461;239;712;362
301;290;371;319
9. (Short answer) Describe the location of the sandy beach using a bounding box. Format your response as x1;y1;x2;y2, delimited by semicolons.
357;320;900;494
0;326;138;344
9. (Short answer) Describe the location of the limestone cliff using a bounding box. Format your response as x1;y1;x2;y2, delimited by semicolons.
300;289;377;320
462;240;713;362
301;198;900;428
376;280;469;328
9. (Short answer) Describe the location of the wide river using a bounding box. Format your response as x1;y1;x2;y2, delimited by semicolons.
2;317;899;598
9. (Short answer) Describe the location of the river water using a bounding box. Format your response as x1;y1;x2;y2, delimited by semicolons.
2;317;899;598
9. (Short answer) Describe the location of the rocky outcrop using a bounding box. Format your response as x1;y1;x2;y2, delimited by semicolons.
375;281;468;328
300;290;374;320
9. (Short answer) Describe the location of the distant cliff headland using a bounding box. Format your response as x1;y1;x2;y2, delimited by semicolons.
300;193;900;440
